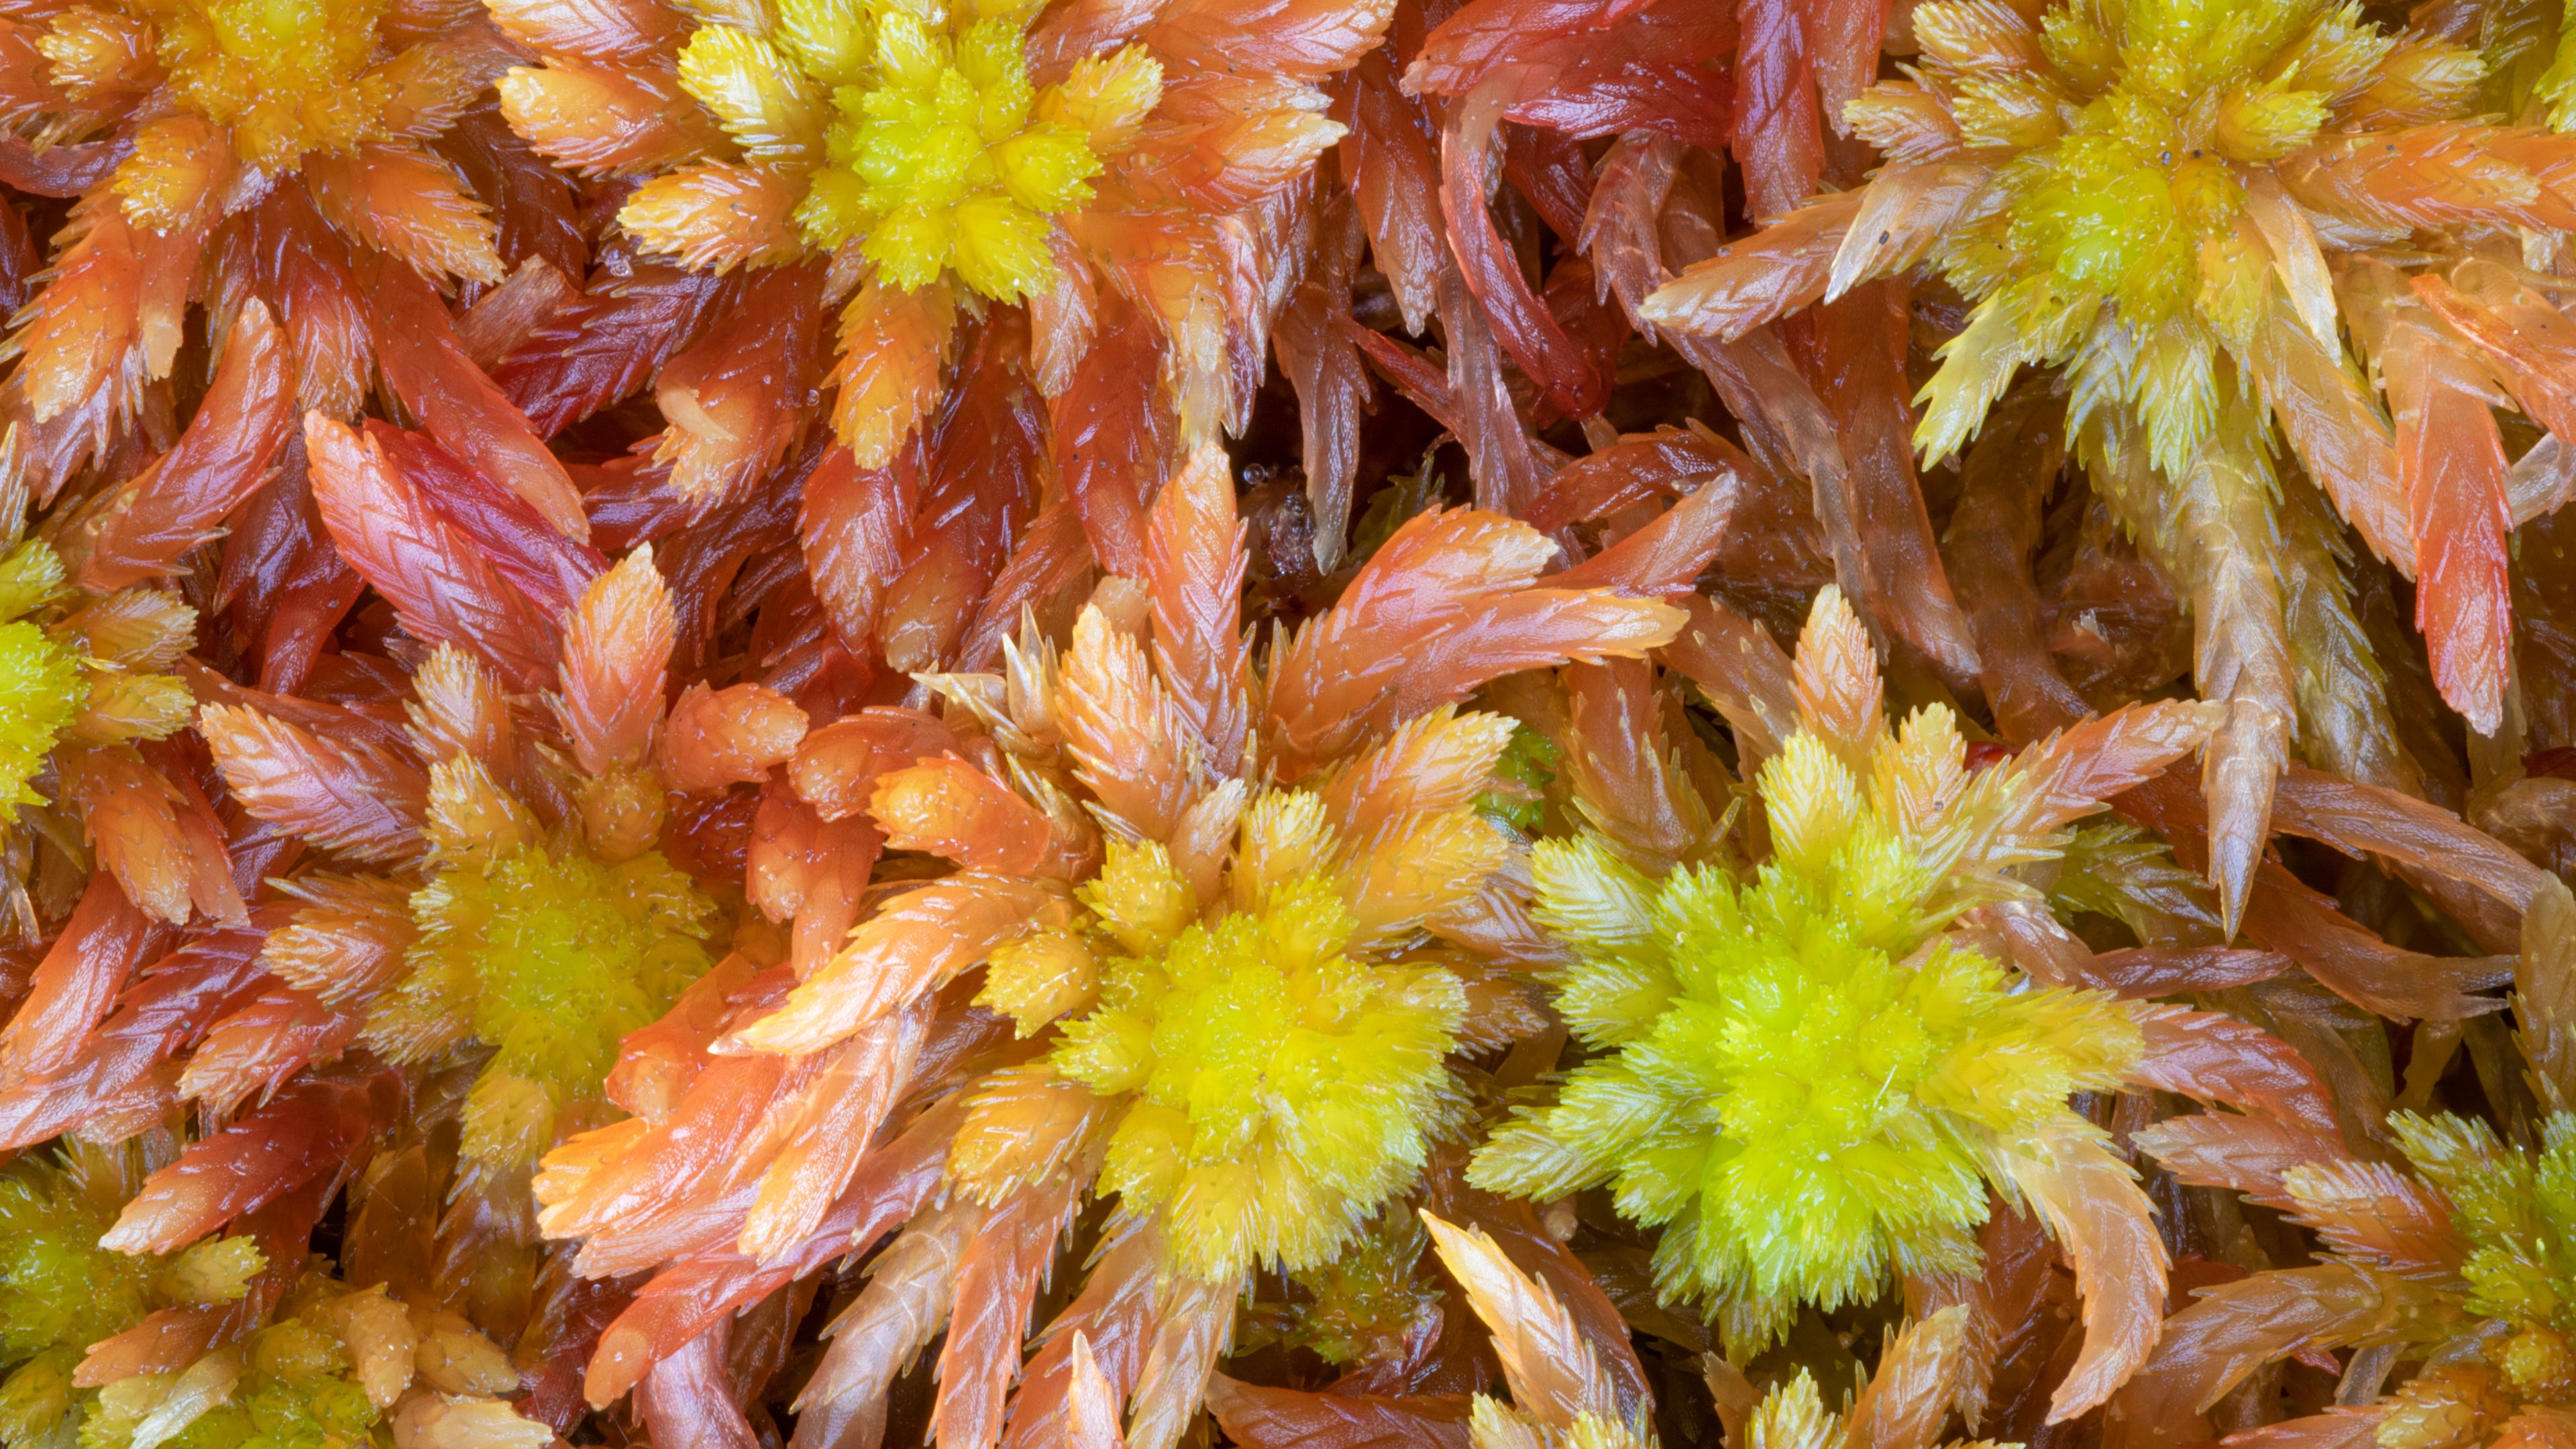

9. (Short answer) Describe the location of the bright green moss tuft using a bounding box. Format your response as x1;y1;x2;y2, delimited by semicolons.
0;1167;154;1366
0;1350;77;1449
0;1165;270;1449
1898;0;2483;474
144;0;392;168
1474;732;2143;1350
665;0;1157;301
798;14;1101;297
1038;839;1467;1282
2392;1112;2576;1336
2365;1112;2576;1404
0;539;84;824
0;540;64;623
384;842;716;1163
1979;0;2356;317
438;844;716;1091
115;1324;378;1449
156;1238;267;1307
0;619;87;824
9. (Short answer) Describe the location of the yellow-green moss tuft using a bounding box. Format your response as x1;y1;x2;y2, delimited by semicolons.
1029;839;1467;1281
380;842;716;1163
1474;734;2143;1348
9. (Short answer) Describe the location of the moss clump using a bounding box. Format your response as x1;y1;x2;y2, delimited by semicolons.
0;1162;266;1449
0;1166;155;1366
0;541;87;823
668;0;1161;299
981;835;1467;1282
1890;0;2481;472
1474;724;2145;1348
85;1322;377;1449
373;842;716;1163
144;0;393;166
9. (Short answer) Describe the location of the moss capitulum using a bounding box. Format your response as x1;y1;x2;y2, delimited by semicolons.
669;0;1161;299
1474;722;2145;1348
977;834;1467;1282
374;842;716;1165
166;0;388;160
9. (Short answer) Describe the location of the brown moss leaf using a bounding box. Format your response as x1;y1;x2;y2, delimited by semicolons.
85;301;295;589
1638;188;1856;342
556;547;675;777
739;1002;926;1261
796;1197;987;1417
2102;1263;2458;1448
870;758;1059;876
1421;1210;1617;1432
726;877;1062;1055
830;274;957;471
2133;1111;2350;1205
307;142;503;286
0;872;160;1080
200;702;429;865
2129;1003;2341;1137
2278;1159;2465;1281
303;414;562;691
1144;444;1251;775
934;1171;1091;1449
1846;1306;1970;1449
659;682;808;792
801;443;920;655
1204;1376;1470;1449
1989;1121;2166;1424
101;1072;398;1253
1059;604;1201;842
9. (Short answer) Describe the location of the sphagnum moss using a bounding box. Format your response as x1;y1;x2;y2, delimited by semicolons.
982;828;1472;1283
1479;588;2219;1411
0;1157;266;1449
1644;0;2576;933
3;0;2573;1440
376;836;716;1165
654;0;1159;301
